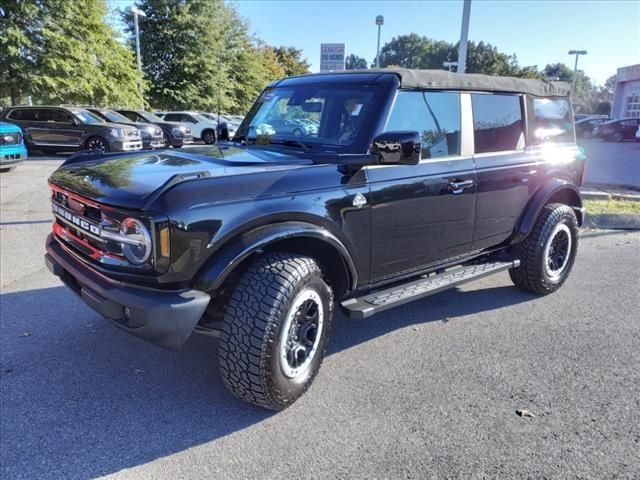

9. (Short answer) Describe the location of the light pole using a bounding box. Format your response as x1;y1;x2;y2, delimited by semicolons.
443;61;458;72
375;15;384;68
457;0;471;74
129;6;146;109
568;50;587;96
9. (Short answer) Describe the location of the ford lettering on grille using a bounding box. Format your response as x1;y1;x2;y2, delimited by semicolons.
52;203;101;236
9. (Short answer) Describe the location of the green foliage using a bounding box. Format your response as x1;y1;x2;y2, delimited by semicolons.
122;0;289;113
272;46;310;76
0;0;143;106
345;54;368;70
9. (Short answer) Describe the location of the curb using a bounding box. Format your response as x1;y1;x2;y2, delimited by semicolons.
583;213;640;230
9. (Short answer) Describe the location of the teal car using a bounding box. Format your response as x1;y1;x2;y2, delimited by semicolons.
0;121;27;172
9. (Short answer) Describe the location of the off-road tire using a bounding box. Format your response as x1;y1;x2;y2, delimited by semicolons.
509;203;579;295
219;252;334;410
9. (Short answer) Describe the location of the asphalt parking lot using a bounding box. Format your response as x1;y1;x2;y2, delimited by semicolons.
1;149;639;479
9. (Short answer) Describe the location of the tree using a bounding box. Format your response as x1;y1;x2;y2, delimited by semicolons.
122;0;281;113
272;46;310;77
345;54;368;70
0;0;143;106
0;0;43;105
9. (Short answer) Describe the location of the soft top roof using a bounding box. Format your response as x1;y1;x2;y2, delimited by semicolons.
280;68;570;97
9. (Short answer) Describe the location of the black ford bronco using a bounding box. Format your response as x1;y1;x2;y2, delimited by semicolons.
45;69;585;410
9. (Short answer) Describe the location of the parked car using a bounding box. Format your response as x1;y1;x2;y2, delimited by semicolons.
575;116;609;138
87;108;164;150
1;106;142;153
115;109;193;148
593;117;640;141
0;121;28;172
161;111;217;144
45;69;584;410
636;125;640;141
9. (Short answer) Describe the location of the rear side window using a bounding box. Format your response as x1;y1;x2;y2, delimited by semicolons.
164;113;182;122
471;94;524;153
385;91;461;159
533;98;573;142
8;109;36;121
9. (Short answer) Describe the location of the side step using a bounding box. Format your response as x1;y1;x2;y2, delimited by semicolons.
341;259;519;319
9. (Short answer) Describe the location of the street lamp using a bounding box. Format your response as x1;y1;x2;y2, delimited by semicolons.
457;0;472;74
443;61;458;72
375;15;384;68
568;50;587;96
129;6;146;109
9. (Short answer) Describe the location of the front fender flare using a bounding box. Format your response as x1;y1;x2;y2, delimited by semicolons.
193;221;358;292
512;179;583;244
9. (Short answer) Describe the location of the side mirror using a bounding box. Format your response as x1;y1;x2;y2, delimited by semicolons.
370;131;421;165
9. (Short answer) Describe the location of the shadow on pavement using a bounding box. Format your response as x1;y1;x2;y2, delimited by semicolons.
0;282;535;479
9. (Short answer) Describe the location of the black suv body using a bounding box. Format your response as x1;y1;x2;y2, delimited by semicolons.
45;70;584;410
115;109;193;148
87;108;165;150
1;106;142;153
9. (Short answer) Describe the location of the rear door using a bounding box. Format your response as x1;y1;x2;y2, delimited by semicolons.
470;93;536;251
368;90;477;283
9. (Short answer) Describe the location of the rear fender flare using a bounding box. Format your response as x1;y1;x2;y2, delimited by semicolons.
512;179;583;244
194;221;358;293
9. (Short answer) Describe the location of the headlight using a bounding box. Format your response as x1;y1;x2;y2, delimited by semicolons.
119;218;152;265
171;126;183;136
110;128;125;137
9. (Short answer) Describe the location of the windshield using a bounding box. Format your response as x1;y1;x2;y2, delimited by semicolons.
139;111;165;123
236;84;385;152
200;112;217;121
73;110;104;124
101;110;134;124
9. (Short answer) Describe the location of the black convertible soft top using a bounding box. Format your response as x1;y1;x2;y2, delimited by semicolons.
285;68;571;97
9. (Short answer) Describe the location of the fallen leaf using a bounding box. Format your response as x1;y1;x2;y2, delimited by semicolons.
516;408;536;418
19;332;32;337
134;368;145;375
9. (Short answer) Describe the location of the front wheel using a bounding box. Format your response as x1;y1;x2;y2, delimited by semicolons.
509;203;579;295
612;132;624;142
86;136;109;152
202;129;216;145
0;166;16;173
218;253;334;410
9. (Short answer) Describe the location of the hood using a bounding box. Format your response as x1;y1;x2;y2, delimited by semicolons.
0;121;22;134
48;146;314;210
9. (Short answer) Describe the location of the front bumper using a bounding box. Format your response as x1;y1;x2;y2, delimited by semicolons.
144;136;165;149
0;144;28;166
110;139;143;152
45;234;210;349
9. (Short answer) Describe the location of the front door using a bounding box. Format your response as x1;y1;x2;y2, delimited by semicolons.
368;90;476;284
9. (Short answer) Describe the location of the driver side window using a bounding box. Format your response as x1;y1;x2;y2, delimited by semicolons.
385;91;461;159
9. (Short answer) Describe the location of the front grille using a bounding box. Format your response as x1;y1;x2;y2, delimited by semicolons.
50;186;128;266
0;132;23;145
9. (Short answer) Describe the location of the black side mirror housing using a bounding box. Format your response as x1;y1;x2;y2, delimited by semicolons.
370;131;421;165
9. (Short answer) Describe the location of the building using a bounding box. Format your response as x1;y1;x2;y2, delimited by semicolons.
611;64;640;119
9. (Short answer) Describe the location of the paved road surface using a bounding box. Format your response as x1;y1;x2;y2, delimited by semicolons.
1;157;639;479
580;138;640;190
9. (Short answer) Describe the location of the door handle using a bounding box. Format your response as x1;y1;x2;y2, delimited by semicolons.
448;179;474;194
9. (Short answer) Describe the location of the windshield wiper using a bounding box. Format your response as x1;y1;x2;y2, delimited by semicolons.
274;139;312;153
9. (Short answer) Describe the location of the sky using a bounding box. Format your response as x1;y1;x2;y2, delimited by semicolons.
108;0;640;86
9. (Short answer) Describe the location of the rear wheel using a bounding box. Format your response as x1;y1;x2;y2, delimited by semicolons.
218;253;334;410
86;136;109;152
509;203;579;295
0;166;16;173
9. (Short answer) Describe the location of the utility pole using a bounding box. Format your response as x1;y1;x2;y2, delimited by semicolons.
375;15;384;68
457;0;471;74
129;6;146;109
568;50;587;96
